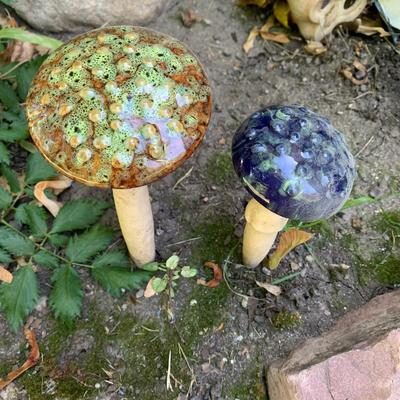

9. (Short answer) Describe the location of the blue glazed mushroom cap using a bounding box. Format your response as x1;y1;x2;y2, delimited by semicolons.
232;105;356;222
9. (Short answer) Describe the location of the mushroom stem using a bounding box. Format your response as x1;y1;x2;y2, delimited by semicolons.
243;199;288;268
112;186;155;267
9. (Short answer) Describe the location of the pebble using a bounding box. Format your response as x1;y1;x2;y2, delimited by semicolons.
360;84;368;92
261;267;272;276
136;289;144;298
355;69;367;80
95;383;101;389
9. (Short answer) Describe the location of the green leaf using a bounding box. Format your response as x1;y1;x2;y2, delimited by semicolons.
0;0;14;5
25;151;58;185
51;199;110;234
180;266;197;278
0;265;38;331
0;226;34;256
33;250;60;269
0;80;20;113
24;204;48;237
14;203;28;225
49;265;82;324
93;250;129;268
0;119;29;142
166;255;179;270
48;233;69;247
0;187;12;210
92;264;151;297
0;141;10;165
0;248;12;264
0;164;20;192
140;261;160;272
0;28;63;50
341;196;376;211
15;55;47;100
66;224;114;263
151;277;168;293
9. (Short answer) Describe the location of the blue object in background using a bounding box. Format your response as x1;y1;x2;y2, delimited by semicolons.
232;105;356;222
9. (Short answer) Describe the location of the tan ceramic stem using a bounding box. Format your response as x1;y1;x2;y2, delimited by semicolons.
112;186;155;267
243;198;288;268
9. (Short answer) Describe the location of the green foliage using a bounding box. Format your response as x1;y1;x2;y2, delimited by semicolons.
0;164;20;192
15;56;48;100
0;28;62;50
24;204;49;237
51;199;110;233
0;187;12;210
65;224;114;263
147;254;198;296
49;265;83;324
206;151;235;185
25;151;58;184
0;226;35;256
0;266;38;331
32;250;60;269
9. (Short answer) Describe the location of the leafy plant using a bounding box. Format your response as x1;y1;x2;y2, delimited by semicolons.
0;52;151;332
143;255;197;320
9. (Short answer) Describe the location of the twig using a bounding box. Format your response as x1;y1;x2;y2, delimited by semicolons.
166;350;172;391
355;136;374;157
166;236;201;247
172;166;193;190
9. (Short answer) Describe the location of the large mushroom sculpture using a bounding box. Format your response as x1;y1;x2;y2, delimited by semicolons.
232;105;356;267
26;26;212;267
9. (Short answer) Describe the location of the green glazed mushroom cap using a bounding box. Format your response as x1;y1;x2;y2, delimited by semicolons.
26;26;212;188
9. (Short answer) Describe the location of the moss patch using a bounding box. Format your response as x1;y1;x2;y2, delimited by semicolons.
273;310;302;331
224;365;267;400
206;151;235;186
190;213;237;266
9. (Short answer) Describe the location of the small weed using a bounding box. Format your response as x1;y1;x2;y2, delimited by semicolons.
206;151;235;185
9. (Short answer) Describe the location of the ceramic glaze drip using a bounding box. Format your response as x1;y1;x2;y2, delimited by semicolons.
232;105;356;222
26;26;212;188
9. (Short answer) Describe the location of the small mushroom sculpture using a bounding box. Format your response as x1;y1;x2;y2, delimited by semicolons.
232;105;356;268
26;26;212;267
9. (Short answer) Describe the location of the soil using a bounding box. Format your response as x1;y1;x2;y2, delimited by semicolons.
1;1;400;399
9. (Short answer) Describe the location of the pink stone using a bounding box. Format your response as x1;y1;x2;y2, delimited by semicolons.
268;290;400;400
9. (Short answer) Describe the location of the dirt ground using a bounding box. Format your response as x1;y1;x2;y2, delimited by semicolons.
1;0;400;399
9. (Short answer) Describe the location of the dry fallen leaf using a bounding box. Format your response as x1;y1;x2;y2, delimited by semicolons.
243;26;259;53
267;228;313;269
197;261;223;288
260;16;290;44
304;40;327;55
0;327;40;390
256;280;282;296
352;17;390;37
144;277;156;298
0;266;13;283
341;66;368;85
273;0;290;29
34;175;73;217
181;9;201;27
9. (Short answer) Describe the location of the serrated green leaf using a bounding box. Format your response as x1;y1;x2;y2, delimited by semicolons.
49;265;82;324
0;119;29;142
33;250;60;269
66;224;114;263
0;265;38;331
180;266;197;278
166;254;179;269
0;187;12;210
25;151;58;185
152;277;168;293
48;233;69;247
0;80;20;113
140;261;160;272
93;251;129;268
0;142;10;165
51;199;110;234
92;265;151;297
14;203;28;225
0;248;12;264
0;226;34;256
0;0;14;5
15;55;47;100
0;164;20;192
24;204;48;237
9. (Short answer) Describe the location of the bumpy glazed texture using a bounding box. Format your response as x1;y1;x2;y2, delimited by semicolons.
232;105;356;222
26;26;211;188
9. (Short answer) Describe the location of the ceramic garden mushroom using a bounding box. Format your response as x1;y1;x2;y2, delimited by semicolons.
232;105;356;267
25;26;212;266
